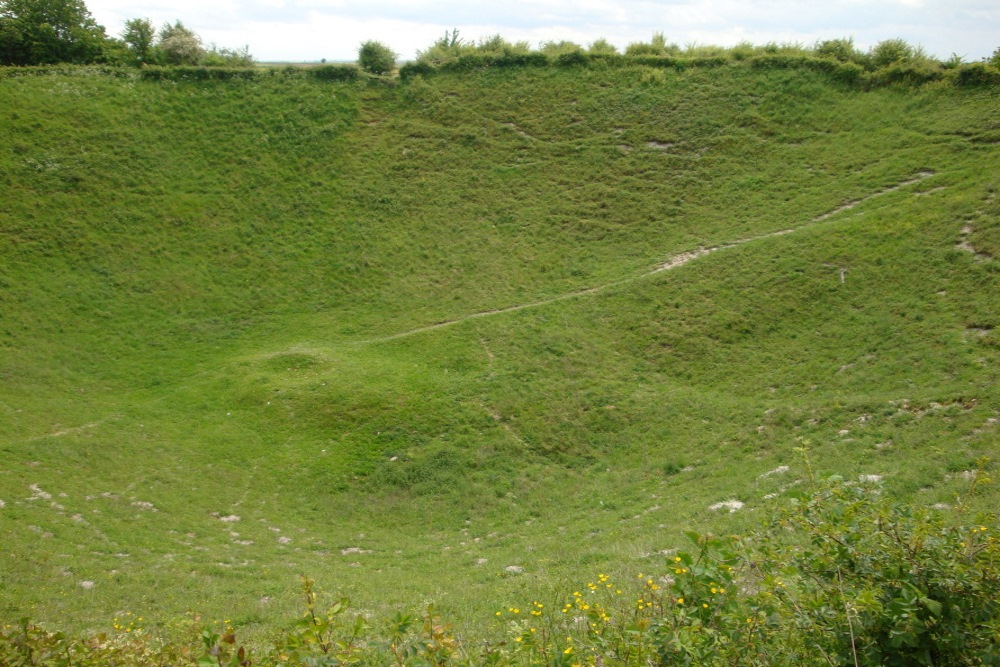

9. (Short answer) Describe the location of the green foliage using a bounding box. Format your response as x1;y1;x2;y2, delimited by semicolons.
815;37;867;65
475;34;531;57
0;0;109;65
308;63;361;81
415;28;466;64
729;40;755;61
268;576;368;665
555;49;588;67
941;53;965;70
137;64;261;81
120;19;252;67
625;32;680;57
417;33;539;68
869;60;945;87
588;38;618;56
358;39;396;75
539;40;584;57
399;59;434;80
437;50;549;72
201;44;255;68
742;472;999;664
401;33;992;89
121;17;154;65
870;38;926;69
954;62;1000;87
157;20;203;65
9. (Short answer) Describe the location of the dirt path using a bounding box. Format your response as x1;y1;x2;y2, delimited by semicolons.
13;173;935;443
357;172;935;345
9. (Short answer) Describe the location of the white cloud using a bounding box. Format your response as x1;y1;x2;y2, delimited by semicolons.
84;0;999;62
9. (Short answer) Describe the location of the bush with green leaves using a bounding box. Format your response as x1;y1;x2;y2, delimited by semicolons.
587;38;618;55
474;34;531;57
358;40;396;75
201;44;255;68
870;38;926;69
815;37;867;66
539;40;584;57
625;32;680;57
954;62;1000;87
416;28;465;64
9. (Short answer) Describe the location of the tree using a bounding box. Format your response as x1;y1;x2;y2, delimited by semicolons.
0;0;109;65
121;17;153;64
358;40;395;75
157;20;203;65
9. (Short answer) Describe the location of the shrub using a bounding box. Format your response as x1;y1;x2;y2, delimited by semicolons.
539;40;584;57
829;60;865;85
399;60;434;80
870;60;945;87
138;65;260;81
588;38;618;55
953;62;1000;87
730;40;755;61
555;49;588;67
201;44;255;67
358;40;395;75
416;28;465;65
870;37;925;69
438;51;547;72
626;32;680;57
475;34;531;57
308;63;360;81
815;37;866;65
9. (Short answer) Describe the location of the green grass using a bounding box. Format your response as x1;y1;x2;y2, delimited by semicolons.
0;64;997;646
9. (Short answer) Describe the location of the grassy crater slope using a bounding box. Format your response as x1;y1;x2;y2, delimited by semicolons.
0;64;997;642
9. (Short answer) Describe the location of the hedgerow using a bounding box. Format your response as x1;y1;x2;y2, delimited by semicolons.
398;33;1000;90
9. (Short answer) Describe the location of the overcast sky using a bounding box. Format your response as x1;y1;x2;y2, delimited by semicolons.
84;0;998;63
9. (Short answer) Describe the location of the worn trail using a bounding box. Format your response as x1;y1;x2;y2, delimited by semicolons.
355;172;934;346
15;173;934;443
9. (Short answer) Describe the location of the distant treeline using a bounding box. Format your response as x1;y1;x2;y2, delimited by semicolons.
3;0;999;88
0;0;253;67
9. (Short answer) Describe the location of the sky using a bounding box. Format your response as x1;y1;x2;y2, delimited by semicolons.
84;0;999;63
